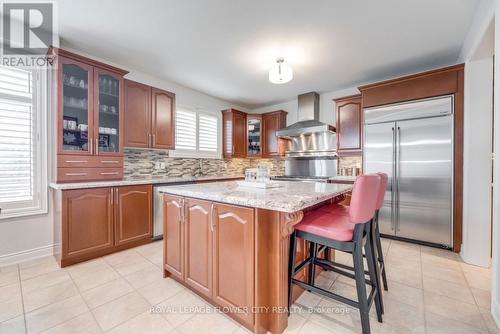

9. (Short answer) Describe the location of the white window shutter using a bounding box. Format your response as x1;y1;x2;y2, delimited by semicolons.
0;65;46;218
175;109;197;151
198;114;218;152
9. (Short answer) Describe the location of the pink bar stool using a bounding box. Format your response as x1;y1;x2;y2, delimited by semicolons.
318;173;389;311
288;174;383;334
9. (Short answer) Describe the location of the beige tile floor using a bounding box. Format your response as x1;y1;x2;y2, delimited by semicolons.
0;239;498;334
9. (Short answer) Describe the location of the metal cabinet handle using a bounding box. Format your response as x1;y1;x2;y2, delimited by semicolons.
210;204;217;232
100;172;119;175
396;126;401;232
391;127;395;231
65;173;87;176
95;138;99;154
101;160;119;164
115;188;119;205
65;160;88;163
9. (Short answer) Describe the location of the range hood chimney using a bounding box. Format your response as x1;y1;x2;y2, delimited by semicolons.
276;92;336;138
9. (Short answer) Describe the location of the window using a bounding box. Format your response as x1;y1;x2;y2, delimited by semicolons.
0;66;47;219
172;107;220;158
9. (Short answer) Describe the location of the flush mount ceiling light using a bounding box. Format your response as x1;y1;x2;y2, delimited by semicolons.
269;57;293;84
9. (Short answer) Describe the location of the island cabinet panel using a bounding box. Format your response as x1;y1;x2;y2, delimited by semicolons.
164;194;185;280
124;80;151;148
212;203;255;328
184;198;213;298
62;188;114;259
262;110;287;157
335;95;362;154
115;185;152;246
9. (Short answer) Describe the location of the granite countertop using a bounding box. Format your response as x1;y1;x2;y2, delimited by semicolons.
328;176;357;182
159;180;352;213
49;175;244;190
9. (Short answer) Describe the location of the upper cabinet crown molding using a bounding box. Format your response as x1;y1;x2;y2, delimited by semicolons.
358;64;464;108
53;48;129;76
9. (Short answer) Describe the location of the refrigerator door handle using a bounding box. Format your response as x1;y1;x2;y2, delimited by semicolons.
396;126;401;232
391;126;396;231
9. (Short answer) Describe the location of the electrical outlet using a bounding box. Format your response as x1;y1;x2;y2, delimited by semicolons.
154;162;161;170
160;162;166;169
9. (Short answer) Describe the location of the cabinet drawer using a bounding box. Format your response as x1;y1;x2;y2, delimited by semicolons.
58;155;124;168
57;167;123;182
95;157;124;168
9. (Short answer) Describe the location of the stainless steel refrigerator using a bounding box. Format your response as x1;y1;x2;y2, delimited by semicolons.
363;96;454;248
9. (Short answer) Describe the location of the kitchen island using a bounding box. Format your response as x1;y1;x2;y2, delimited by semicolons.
159;180;352;334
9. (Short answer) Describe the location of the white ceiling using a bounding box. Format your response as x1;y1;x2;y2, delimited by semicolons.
56;0;481;108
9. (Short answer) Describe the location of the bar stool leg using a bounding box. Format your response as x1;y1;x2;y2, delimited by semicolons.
365;228;383;323
308;242;318;288
288;231;298;311
370;221;385;314
353;241;371;334
375;218;388;291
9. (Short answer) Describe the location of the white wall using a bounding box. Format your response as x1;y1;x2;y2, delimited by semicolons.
492;0;500;327
252;87;360;126
462;55;494;267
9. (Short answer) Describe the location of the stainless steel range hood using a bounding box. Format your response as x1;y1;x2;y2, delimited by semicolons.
276;92;336;138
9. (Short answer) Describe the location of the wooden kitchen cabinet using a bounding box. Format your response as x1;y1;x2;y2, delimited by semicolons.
55;49;128;181
164;194;184;280
124;81;176;149
212;203;254;327
163;197;255;328
246;114;262;157
151;88;175;149
59;185;152;267
62;188;114;261
334;95;362;154
222;109;247;158
184;198;213;298
262;110;287;157
115;185;153;246
124;80;151;148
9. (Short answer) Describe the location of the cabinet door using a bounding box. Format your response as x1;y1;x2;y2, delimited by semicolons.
336;96;362;152
151;88;175;149
115;185;152;246
62;188;114;259
164;194;184;280
247;115;262;157
232;112;247;158
58;56;94;155
184;199;213;298
212;203;254;327
94;68;124;156
124;80;151;148
262;111;287;157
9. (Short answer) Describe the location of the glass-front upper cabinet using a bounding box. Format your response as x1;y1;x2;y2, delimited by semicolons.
59;57;93;154
95;69;122;155
247;115;261;157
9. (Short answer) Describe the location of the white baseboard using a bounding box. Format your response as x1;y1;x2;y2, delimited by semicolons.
0;244;54;267
493;298;500;331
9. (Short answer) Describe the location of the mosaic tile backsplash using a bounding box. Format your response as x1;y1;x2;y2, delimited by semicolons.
124;149;285;178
